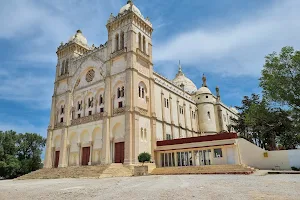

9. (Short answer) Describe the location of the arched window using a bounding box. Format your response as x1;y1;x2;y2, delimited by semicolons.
138;32;142;50
61;60;65;75
144;128;147;140
120;32;124;49
115;33;119;51
166;99;169;108
65;59;69;74
60;105;65;114
99;95;103;105
143;35;146;53
142;88;145;98
121;86;125;97
138;82;147;99
117;88;121;98
207;111;211;120
138;86;141;97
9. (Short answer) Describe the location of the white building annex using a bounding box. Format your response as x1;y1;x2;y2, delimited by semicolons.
43;0;242;169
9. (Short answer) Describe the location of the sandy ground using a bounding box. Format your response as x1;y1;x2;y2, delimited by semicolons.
0;174;299;200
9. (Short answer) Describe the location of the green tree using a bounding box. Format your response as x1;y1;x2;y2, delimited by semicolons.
16;133;46;176
0;130;20;178
0;131;46;179
138;152;151;165
260;46;300;110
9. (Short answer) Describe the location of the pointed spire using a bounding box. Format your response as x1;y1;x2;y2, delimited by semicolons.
176;60;184;76
202;74;207;87
216;86;220;102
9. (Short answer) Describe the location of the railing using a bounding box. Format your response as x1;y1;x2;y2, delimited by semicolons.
54;122;66;129
136;48;149;60
111;48;126;58
71;112;104;126
113;107;125;115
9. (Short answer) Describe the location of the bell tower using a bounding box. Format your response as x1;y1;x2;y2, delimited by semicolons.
106;0;155;164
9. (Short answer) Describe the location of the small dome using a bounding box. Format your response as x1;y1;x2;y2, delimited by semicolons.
172;63;197;93
196;87;212;95
69;30;88;46
119;0;143;18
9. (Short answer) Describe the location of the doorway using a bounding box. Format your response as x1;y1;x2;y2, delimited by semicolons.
82;147;90;166
194;149;211;166
114;142;124;163
54;151;60;168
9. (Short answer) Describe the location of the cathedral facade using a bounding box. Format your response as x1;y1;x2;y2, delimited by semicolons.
43;0;238;168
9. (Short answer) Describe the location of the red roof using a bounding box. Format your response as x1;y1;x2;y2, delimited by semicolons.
157;132;238;146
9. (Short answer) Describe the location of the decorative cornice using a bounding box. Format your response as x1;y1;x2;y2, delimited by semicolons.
71;112;104;126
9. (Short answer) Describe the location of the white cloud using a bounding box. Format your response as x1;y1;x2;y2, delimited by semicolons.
153;0;300;77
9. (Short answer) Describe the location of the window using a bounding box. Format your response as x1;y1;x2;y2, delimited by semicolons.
78;114;81;118
121;86;125;97
117;88;121;98
118;101;123;108
142;88;145;98
144;128;147;140
89;111;92;116
164;98;169;108
179;106;184;114
60;117;63;123
143;35;146;53
206;96;208;98
115;33;119;51
214;148;223;158
138;32;142;50
138;86;141;97
78;101;82;111
120;32;124;49
65;59;69;74
100;107;104;113
166;134;171;140
207;111;211;120
61;60;65;75
86;69;95;82
60;105;64;114
99;95;103;105
88;97;94;108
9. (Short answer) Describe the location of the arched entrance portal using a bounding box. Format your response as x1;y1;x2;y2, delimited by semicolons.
112;123;124;163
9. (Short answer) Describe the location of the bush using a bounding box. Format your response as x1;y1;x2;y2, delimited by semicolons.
138;152;151;165
291;166;300;171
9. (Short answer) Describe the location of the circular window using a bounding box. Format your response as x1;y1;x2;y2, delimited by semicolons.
86;69;95;82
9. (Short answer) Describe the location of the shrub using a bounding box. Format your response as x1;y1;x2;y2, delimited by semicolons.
291;166;300;171
138;152;151;165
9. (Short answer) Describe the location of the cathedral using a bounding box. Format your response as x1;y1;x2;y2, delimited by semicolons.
43;0;240;169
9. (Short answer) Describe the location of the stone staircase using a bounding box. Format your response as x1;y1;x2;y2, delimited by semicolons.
17;164;133;180
151;165;255;175
99;163;133;178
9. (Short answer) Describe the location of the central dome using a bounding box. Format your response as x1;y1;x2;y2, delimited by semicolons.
172;63;197;93
69;30;88;46
119;0;143;18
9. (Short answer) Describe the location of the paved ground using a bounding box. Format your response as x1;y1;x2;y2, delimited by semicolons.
1;174;300;200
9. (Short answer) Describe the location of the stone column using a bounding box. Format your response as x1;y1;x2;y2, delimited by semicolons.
88;141;93;165
101;73;111;164
189;106;194;137
160;91;166;140
174;152;178;167
77;142;81;166
59;128;68;167
44;130;53;168
67;144;71;167
169;95;174;139
183;103;188;137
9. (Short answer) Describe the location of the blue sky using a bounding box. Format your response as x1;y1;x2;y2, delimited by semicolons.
1;0;300;139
